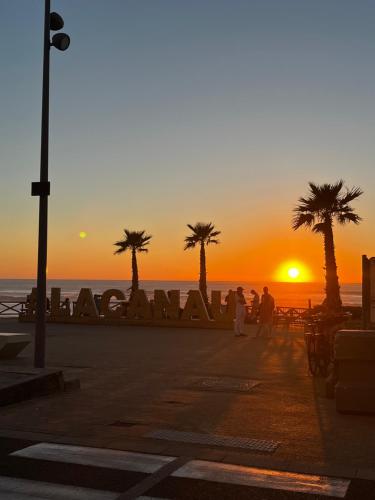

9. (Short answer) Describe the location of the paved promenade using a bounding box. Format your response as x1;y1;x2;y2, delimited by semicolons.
0;318;374;482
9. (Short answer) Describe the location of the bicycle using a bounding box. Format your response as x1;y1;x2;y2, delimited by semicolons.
304;314;349;377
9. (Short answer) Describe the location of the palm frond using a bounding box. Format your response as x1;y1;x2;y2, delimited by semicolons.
340;186;363;205
185;222;221;247
209;230;221;238
293;180;363;231
337;212;362;225
184;238;197;250
114;229;152;254
312;222;327;234
292;212;315;230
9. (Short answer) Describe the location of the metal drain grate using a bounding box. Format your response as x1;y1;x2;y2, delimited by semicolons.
109;421;141;428
164;400;188;406
187;376;261;393
146;429;279;453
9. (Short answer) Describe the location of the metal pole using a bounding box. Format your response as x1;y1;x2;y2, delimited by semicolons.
34;0;51;368
362;255;370;330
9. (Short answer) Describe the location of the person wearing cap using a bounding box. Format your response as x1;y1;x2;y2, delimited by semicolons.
234;286;247;337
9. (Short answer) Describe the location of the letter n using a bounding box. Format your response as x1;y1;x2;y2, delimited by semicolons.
127;290;152;319
153;290;180;319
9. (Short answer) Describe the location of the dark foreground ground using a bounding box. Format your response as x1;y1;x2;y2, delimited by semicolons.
0;318;374;499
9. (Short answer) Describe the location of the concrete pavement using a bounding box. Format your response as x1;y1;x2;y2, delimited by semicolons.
0;318;374;482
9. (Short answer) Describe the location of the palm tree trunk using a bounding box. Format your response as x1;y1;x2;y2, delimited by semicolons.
131;248;139;294
323;222;342;312
199;241;208;305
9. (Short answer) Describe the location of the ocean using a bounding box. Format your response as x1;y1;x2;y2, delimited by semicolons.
0;279;362;308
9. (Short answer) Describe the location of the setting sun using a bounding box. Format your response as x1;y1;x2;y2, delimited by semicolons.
287;267;300;279
275;261;313;282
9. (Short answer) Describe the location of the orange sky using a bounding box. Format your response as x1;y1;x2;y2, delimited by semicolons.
1;1;374;284
0;210;367;283
0;0;375;282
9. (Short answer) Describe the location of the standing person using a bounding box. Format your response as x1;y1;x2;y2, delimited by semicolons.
250;289;260;321
225;289;233;312
256;286;275;338
234;286;247;337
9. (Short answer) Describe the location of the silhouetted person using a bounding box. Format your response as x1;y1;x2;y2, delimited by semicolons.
256;286;275;338
250;289;260;321
234;286;247;337
93;294;101;312
64;297;71;314
225;289;233;312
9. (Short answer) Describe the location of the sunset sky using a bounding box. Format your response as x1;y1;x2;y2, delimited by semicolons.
1;0;374;282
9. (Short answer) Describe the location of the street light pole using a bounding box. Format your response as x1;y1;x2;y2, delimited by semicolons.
33;1;70;368
34;0;51;368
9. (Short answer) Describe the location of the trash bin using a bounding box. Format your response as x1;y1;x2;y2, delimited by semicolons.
335;330;375;413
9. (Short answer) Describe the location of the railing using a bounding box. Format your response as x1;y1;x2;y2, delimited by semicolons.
0;302;26;317
8;300;311;329
273;306;311;328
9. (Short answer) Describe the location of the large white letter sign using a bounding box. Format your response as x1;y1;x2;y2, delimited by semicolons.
181;290;210;321
51;288;70;318
73;288;99;318
100;289;125;318
127;290;152;320
210;290;235;322
153;290;180;320
25;288;37;317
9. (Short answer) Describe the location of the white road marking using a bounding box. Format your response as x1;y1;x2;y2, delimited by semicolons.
11;443;176;474
0;475;117;500
172;460;350;498
11;443;351;498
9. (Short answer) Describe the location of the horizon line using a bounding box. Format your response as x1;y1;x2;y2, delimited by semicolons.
0;277;361;285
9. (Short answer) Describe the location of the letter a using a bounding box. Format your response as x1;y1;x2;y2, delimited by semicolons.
153;290;180;319
73;288;99;318
127;290;152;320
181;290;209;321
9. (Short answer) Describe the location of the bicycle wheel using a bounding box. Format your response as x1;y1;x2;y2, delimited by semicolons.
308;351;319;375
304;332;318;375
315;334;331;377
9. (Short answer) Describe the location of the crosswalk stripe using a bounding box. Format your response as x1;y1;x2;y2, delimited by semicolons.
0;475;117;500
11;443;351;498
115;456;189;500
172;460;350;498
11;443;176;474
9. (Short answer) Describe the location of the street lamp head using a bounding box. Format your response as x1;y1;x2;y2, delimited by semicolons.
50;12;64;31
51;33;70;51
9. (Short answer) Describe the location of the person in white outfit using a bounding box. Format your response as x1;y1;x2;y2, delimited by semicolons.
234;286;247;337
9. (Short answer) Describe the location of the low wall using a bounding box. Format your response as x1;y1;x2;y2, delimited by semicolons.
335;329;375;413
19;314;233;330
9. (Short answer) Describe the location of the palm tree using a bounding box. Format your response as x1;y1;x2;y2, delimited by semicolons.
184;222;221;305
114;230;152;294
293;181;362;312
